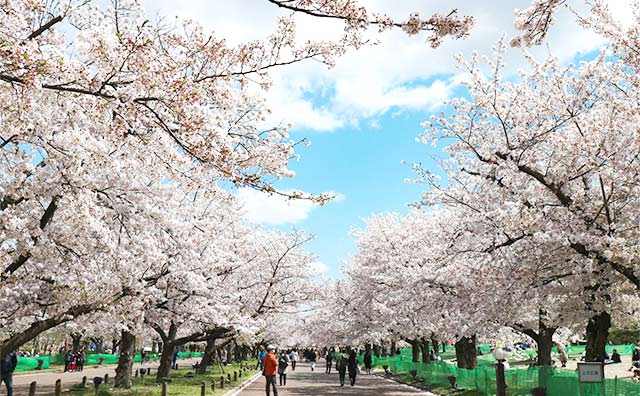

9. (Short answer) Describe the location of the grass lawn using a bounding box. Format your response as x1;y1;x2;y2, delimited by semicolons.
392;373;483;396
66;362;258;396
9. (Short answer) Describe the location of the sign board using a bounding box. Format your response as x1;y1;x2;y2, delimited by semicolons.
578;362;604;383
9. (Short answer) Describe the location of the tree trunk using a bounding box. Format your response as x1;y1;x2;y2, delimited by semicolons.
364;343;372;362
373;344;381;358
455;335;477;369
155;322;178;382
585;311;611;362
115;331;136;389
410;340;420;363
536;324;556;367
71;333;82;353
430;335;439;357
390;340;397;356
157;342;175;380
420;338;431;364
226;343;234;364
197;337;217;374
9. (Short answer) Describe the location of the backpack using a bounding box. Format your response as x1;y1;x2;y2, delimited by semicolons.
278;357;288;368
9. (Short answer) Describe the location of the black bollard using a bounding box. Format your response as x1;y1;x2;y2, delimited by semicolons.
54;379;62;396
200;381;206;396
82;376;87;388
28;381;37;396
220;376;224;389
104;373;109;384
161;382;167;396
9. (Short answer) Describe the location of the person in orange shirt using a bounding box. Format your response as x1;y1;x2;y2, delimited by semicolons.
262;345;279;396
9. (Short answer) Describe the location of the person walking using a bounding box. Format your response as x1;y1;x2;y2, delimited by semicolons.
348;349;358;386
63;350;73;372
309;348;317;371
289;349;298;371
77;350;85;372
364;350;372;375
325;349;333;374
263;345;279;396
336;350;348;387
1;350;17;396
278;351;290;386
555;342;568;368
257;345;267;370
172;350;179;370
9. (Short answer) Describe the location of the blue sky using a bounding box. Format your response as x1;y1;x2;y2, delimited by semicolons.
274;108;443;278
148;0;633;278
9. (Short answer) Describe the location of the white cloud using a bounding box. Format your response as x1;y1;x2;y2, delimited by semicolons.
309;260;329;276
236;188;345;225
146;0;635;132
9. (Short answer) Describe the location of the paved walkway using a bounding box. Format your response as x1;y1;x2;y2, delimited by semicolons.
11;358;198;395
234;362;435;396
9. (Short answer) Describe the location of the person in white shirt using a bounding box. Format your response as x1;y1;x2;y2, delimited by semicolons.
289;349;298;371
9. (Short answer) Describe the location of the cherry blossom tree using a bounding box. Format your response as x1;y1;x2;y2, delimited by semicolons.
420;36;640;361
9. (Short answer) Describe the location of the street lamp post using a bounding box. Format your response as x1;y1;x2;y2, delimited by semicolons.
493;348;509;396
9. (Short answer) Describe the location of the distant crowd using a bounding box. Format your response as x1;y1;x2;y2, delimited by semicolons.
256;345;374;396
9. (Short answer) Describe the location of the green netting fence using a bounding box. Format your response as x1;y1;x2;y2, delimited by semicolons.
16;351;202;371
386;356;640;396
16;356;50;371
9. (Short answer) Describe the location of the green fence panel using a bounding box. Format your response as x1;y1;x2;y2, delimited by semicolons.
85;353;119;365
49;353;66;365
15;356;50;371
385;353;640;396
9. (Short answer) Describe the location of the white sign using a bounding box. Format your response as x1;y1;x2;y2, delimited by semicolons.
578;362;604;383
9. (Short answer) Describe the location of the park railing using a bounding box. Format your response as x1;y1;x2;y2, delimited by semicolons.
20;363;254;396
383;354;640;396
16;351;205;371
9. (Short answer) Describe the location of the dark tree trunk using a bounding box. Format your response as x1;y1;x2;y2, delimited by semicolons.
71;333;82;353
455;335;477;369
115;331;136;389
155;322;178;382
157;342;175;380
430;335;439;356
585;311;611;362
536;324;555;367
226;343;234;364
373;344;381;358
390;340;397;356
364;343;372;358
410;340;420;363
197;337;217;374
420;338;431;364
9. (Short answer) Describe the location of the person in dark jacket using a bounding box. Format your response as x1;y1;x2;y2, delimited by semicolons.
64;350;73;372
308;349;317;371
1;351;17;396
632;345;640;363
336;350;348;387
325;349;333;374
347;350;358;386
77;350;85;371
363;351;373;375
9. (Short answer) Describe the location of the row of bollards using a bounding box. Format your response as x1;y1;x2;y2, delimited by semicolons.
30;366;250;396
